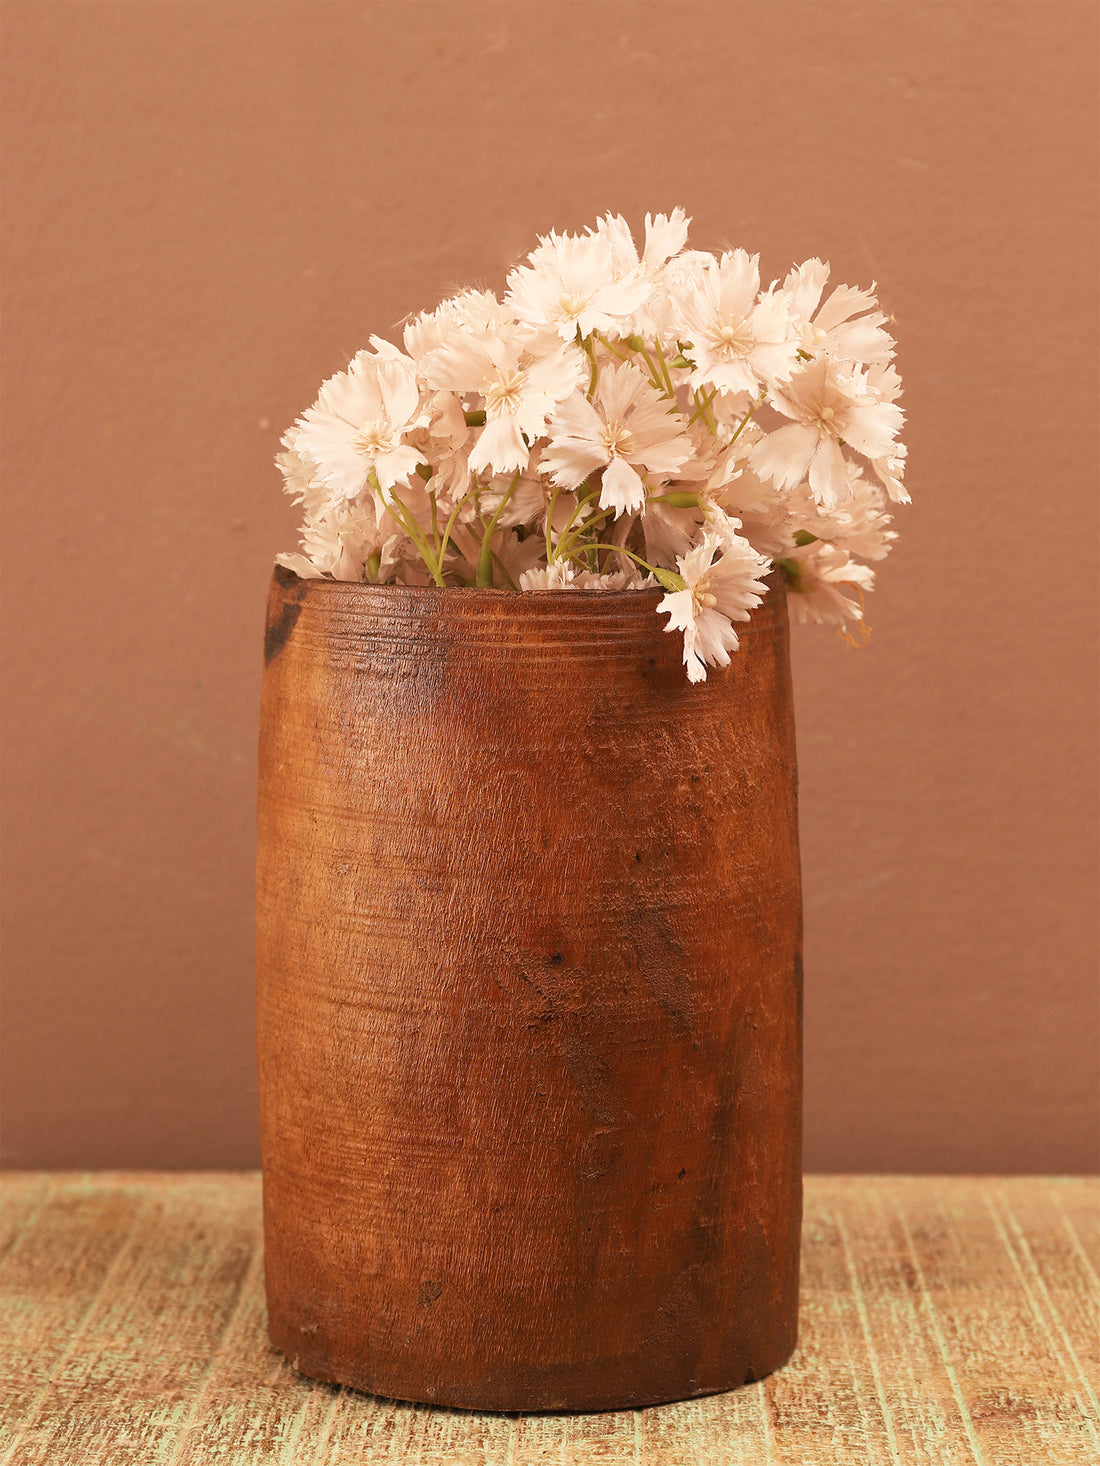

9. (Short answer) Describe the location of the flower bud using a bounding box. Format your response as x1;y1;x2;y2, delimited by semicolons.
654;568;686;592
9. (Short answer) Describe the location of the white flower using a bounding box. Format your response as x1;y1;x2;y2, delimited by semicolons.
276;441;329;517
506;227;652;341
293;347;426;503
573;567;643;589
872;444;909;505
784;259;896;367
422;333;584;476
596;209;690;278
405;391;472;509
657;530;771;683
543;362;693;518
403;290;518;361
520;560;580;591
275;211;909;677
783;541;875;631
278;498;391;583
749;356;903;509
672;250;798;397
787;472;896;562
594;209;692;334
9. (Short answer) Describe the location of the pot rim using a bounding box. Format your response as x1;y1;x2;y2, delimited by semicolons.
271;562;786;608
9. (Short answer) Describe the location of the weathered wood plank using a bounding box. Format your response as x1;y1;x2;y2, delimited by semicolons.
763;1181;898;1465
0;1178;52;1267
1051;1181;1100;1282
995;1182;1099;1403
807;1177;980;1465
1;1176;275;1466
889;1176;1098;1466
0;1174;1096;1466
0;1179;147;1460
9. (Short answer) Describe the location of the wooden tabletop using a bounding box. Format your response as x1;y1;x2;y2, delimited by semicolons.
0;1174;1096;1465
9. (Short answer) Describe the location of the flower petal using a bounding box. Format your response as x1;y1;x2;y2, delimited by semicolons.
749;423;819;492
599;456;647;518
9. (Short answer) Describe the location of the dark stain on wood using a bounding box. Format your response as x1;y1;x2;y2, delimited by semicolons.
263;575;305;665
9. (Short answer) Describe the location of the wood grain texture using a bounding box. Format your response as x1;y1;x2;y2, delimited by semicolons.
0;1175;1096;1465
256;570;803;1411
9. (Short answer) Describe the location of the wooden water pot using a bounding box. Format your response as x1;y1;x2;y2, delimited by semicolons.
256;566;803;1412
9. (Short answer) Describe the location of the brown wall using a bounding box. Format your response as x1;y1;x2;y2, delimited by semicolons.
2;0;1097;1172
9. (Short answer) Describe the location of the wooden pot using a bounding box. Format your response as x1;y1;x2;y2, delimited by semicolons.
256;566;803;1413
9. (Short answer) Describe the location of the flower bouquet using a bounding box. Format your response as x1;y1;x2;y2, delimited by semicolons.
257;214;906;1412
275;209;906;682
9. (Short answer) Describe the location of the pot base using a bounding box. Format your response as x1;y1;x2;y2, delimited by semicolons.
268;1311;797;1414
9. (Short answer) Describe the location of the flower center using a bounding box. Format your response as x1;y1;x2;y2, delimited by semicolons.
601;419;634;459
558;291;589;321
711;320;754;360
692;574;718;612
485;370;525;417
353;420;394;456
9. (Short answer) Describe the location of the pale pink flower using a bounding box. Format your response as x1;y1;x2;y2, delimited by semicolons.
405;391;472;509
657;530;771;683
543;362;693;517
783;541;875;630
293;348;426;502
478;469;546;528
277;499;388;583
749;357;903;509
491;527;550;587
276;441;329;517
403;290;518;361
506;228;652;341
672;250;798;397
787;472;896;562
872;444;909;504
595;209;691;334
784;259;896;366
573;567;644;589
275;210;908;670
596;209;690;277
520;560;581;591
422;333;584;476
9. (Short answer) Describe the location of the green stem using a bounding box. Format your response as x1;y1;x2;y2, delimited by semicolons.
552;485;600;551
637;343;668;397
475;470;521;587
645;491;701;507
555;509;614;563
428;490;441;557
687;386;718;427
775;556;803;588
490;549;520;591
557;542;682;588
726;398;760;448
582;334;600;400
544;483;561;564
376;478;446;588
652;337;676;396
594;331;631;363
436;491;473;578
